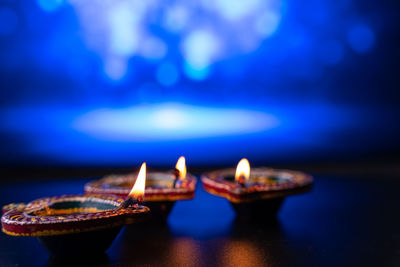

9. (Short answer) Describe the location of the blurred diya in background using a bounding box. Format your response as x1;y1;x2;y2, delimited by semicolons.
1;163;150;255
201;158;313;219
85;156;197;220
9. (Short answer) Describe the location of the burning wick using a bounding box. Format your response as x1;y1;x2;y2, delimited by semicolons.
235;158;250;187
173;156;186;188
118;162;146;209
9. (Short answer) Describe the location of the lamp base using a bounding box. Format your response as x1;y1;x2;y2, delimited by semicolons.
146;202;175;220
38;226;122;255
230;198;284;220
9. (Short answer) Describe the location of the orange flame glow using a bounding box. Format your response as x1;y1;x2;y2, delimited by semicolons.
128;162;146;201
175;156;187;179
235;158;250;184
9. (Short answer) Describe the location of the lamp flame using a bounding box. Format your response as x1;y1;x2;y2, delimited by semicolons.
235;158;250;184
128;162;146;202
175;156;187;179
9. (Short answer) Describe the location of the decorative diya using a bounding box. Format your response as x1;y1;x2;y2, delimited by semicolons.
1;163;150;255
85;156;196;220
201;158;313;219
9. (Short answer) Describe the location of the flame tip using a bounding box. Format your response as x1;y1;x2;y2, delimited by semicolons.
128;162;146;201
235;158;250;183
175;156;187;180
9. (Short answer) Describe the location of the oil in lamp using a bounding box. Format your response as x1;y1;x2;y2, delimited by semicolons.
84;156;197;220
201;158;313;219
1;162;150;255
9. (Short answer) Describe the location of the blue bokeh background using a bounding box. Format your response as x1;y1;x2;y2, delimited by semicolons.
0;0;399;167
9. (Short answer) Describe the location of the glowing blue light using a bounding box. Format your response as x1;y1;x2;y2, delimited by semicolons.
163;5;189;33
183;63;210;80
0;104;375;166
254;11;281;37
0;8;18;36
67;0;282;80
182;29;220;80
214;0;262;21
347;24;375;54
103;58;128;81
318;40;344;65
72;103;279;141
37;0;63;13
183;29;220;70
108;3;139;56
140;37;167;60
151;106;187;129
156;62;179;87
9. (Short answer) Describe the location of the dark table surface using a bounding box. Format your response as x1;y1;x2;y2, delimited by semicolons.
0;174;400;267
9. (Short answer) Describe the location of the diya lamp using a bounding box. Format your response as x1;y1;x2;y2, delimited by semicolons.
1;163;150;255
201;158;313;219
85;156;197;220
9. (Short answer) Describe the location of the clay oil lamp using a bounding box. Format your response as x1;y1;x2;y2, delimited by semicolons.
85;156;197;220
1;163;150;255
201;158;313;219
